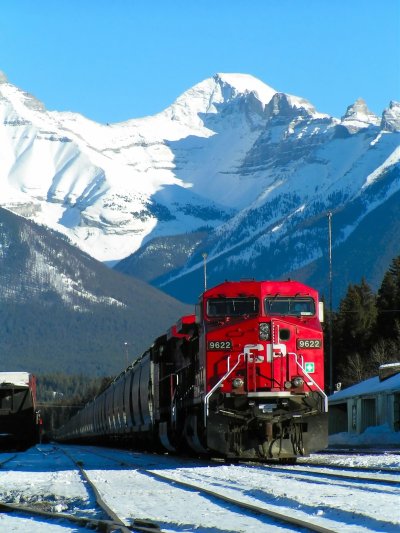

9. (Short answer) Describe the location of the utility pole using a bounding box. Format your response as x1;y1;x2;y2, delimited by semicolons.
202;253;208;292
327;211;333;394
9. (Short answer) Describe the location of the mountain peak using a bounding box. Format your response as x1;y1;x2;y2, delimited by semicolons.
164;73;276;127
0;73;46;114
341;98;380;129
214;73;276;105
265;92;310;118
381;100;400;132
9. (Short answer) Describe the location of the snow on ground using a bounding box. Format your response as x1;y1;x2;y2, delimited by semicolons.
298;452;400;470
0;447;94;532
329;424;400;449
0;444;399;532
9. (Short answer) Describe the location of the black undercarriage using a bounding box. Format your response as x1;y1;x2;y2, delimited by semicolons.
205;391;328;459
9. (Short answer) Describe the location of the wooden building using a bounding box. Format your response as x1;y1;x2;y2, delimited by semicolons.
328;363;400;446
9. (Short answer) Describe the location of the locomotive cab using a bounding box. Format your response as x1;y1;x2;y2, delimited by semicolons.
198;280;328;460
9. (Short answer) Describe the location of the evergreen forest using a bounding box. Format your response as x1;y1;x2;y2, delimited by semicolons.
328;255;400;389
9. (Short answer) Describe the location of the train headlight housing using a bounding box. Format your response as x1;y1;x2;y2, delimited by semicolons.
259;322;271;340
232;378;244;389
292;376;304;388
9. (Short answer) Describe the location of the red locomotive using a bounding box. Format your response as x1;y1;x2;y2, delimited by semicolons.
56;279;328;460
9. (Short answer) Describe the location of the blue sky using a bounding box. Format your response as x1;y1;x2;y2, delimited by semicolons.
1;1;399;124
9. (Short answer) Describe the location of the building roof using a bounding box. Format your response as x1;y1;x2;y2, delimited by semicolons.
329;372;400;403
0;372;31;387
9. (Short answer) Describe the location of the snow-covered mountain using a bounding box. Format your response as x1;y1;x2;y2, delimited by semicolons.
1;71;399;304
1;71;270;262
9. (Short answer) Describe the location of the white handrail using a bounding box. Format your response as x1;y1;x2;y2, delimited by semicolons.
203;353;244;426
288;352;328;412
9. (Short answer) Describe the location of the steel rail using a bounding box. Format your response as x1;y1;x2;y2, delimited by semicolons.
63;446;400;532
0;453;17;467
263;464;400;486
238;455;400;474
144;469;337;533
321;448;400;456
59;446;160;532
296;460;400;475
0;500;128;531
78;446;338;533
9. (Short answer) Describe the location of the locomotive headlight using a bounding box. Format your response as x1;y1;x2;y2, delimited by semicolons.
292;376;304;388
232;378;244;389
259;322;271;340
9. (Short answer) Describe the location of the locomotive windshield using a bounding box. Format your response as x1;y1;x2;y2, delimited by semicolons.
207;297;259;317
264;297;315;316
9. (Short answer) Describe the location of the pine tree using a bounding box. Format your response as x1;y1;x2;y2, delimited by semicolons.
376;256;400;340
333;278;377;368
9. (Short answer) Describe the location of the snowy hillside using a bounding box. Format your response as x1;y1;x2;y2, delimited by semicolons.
0;207;190;375
1;71;399;304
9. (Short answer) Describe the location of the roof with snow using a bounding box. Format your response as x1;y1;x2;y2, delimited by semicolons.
0;372;31;387
329;370;400;403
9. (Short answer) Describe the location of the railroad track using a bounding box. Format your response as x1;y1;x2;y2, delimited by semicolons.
145;468;336;533
56;445;320;532
2;445;398;532
0;453;17;467
321;448;400;456
76;445;400;533
0;500;140;532
0;446;160;532
259;463;400;486
57;448;336;533
297;458;400;475
69;445;347;533
59;446;162;532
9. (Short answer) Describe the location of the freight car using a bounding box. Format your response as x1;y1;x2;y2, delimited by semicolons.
56;279;328;460
0;372;40;449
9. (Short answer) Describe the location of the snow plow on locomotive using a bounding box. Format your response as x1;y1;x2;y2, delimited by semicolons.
56;279;328;460
0;372;40;450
